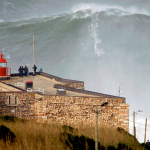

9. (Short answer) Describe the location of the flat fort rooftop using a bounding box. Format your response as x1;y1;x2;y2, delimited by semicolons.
0;72;124;99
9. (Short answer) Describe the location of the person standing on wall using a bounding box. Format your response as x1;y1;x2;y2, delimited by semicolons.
21;66;24;77
24;65;27;76
33;64;37;75
26;64;29;76
18;66;22;77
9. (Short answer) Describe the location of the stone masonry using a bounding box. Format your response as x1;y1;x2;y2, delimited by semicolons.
0;92;129;131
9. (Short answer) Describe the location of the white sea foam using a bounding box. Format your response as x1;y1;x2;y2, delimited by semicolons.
88;12;104;57
71;3;150;16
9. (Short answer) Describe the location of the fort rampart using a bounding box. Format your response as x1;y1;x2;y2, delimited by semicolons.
0;92;129;131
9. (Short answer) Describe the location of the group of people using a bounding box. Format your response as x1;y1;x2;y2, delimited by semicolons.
18;64;37;77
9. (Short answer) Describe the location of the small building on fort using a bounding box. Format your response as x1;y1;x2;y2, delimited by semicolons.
0;70;129;131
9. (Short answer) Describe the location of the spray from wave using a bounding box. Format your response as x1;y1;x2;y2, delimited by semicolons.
88;12;104;57
71;3;150;16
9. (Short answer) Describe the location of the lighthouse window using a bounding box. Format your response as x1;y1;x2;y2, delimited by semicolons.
0;63;6;67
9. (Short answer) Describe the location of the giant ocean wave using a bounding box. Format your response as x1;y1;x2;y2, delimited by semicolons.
0;4;150;63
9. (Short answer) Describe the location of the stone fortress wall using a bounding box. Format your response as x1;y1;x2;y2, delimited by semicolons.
0;92;129;131
0;72;129;131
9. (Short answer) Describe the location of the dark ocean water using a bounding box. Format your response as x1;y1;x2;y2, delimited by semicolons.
0;0;150;142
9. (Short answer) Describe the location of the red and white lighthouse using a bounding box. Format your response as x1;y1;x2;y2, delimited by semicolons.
0;50;11;77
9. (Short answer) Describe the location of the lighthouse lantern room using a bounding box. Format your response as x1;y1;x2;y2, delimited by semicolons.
0;50;11;77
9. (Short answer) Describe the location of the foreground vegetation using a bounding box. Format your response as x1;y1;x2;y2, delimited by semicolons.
0;115;148;150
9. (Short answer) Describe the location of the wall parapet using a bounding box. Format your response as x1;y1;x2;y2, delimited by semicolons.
40;72;84;84
10;72;73;84
53;84;126;102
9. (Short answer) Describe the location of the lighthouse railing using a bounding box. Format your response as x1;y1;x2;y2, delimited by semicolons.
6;67;11;76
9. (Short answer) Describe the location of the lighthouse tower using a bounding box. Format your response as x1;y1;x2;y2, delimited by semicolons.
0;50;11;77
